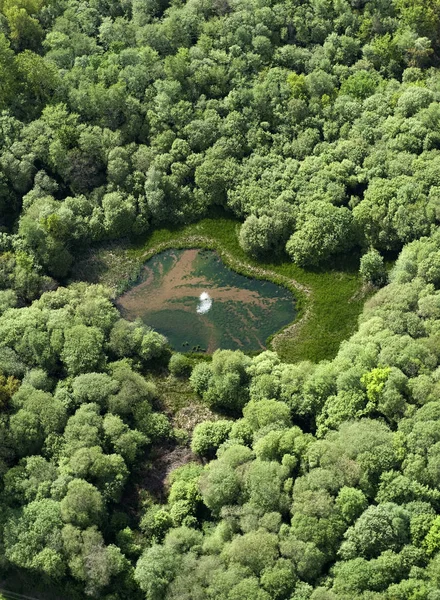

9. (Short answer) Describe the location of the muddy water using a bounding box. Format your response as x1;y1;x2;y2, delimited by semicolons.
116;249;296;353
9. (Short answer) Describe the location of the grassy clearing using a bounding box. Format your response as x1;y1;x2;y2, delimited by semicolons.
72;211;372;363
123;374;216;504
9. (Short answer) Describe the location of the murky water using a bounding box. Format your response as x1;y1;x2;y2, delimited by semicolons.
116;249;296;353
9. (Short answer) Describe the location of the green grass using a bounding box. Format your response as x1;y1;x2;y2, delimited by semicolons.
71;210;372;363
123;212;372;364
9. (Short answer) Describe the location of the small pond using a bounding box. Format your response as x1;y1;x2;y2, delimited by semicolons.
116;249;296;353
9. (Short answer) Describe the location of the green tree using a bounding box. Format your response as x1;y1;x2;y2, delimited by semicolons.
60;478;105;528
243;399;291;432
71;372;119;408
0;33;17;108
286;203;354;267
168;352;192;377
239;211;294;258
102;191;137;237
359;249;388;286
61;325;105;376
62;524;127;596
226;531;279;575
15;51;60;116
191;420;232;458
339;503;410;560
4;499;65;578
63;446;129;501
192;350;251;413
9;387;67;456
103;414;148;464
135;545;181;600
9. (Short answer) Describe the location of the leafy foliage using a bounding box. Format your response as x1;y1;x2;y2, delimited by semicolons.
1;0;440;597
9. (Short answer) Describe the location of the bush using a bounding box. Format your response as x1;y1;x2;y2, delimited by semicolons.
359;248;387;286
286;203;354;267
169;353;192;377
190;362;213;395
191;420;233;458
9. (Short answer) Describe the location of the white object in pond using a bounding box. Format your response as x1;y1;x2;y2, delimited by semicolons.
197;291;212;314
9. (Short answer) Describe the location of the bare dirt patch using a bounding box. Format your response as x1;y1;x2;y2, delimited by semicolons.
136;443;200;502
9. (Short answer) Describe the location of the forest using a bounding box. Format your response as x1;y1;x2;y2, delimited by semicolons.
2;0;440;597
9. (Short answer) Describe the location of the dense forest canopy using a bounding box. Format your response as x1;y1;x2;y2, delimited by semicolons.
2;0;440;598
2;0;440;285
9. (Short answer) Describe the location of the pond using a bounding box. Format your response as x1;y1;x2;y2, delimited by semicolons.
116;249;296;353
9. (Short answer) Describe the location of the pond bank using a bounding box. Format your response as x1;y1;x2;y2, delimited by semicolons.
71;215;371;363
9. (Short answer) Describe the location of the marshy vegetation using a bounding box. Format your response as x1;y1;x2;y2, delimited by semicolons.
74;213;370;363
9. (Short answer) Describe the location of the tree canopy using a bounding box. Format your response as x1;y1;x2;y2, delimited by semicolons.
1;0;440;597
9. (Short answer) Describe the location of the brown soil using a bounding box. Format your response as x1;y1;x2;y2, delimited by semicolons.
137;442;200;502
